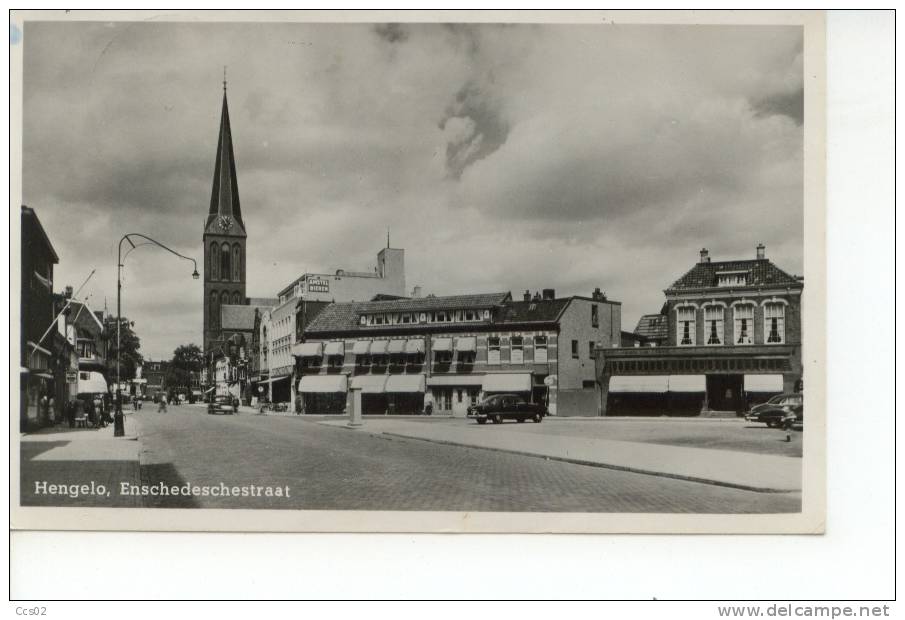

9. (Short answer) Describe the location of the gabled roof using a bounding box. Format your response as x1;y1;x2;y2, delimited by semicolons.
634;314;668;340
205;90;245;236
21;206;59;264
497;299;571;325
667;259;802;291
305;292;512;334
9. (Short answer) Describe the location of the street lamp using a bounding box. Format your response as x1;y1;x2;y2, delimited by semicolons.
114;233;199;437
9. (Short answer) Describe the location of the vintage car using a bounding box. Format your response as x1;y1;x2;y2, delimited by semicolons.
207;395;237;415
744;393;803;427
466;393;547;424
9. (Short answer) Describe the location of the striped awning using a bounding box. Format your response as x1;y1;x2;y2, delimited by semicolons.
482;373;532;393
298;374;348;393
385;374;426;393
292;342;323;358
352;340;371;355
323;341;345;357
426;375;484;387
744;374;783;392
351;375;388;393
405;338;425;354
432;337;452;352
455;337;477;353
388;339;407;354
369;340;389;355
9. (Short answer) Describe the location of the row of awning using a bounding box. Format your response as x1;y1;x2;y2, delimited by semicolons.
293;337;477;358
297;372;532;394
609;374;783;394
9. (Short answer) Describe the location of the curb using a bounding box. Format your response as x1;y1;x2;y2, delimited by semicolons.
379;431;797;494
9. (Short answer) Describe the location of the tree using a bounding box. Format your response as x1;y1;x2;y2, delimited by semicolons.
165;343;203;391
103;316;143;382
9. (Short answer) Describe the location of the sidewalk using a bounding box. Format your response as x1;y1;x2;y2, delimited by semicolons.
19;414;143;507
315;418;801;493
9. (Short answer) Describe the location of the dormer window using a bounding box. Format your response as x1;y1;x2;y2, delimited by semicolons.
717;271;748;287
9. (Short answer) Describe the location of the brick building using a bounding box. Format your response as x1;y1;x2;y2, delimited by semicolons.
295;288;620;416
596;245;804;416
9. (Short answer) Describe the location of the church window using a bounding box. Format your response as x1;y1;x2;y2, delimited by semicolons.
210;243;219;280
221;243;231;281
233;244;241;281
232;292;241;304
209;290;218;329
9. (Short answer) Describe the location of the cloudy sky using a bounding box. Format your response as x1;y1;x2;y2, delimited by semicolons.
22;20;804;360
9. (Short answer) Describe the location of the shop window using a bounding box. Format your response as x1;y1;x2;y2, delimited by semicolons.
511;336;524;364
677;306;696;346
534;335;548;363
487;337;501;365
733;304;754;345
704;305;724;345
457;389;463;403
764;302;786;344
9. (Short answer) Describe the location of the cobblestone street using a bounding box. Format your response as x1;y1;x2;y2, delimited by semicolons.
127;405;801;513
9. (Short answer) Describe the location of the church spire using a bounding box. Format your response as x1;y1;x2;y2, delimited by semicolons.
207;82;244;233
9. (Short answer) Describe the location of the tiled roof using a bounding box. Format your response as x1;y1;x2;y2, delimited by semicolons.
634;314;668;340
498;299;571;324
305;292;512;334
667;259;802;291
220;304;260;331
247;297;279;308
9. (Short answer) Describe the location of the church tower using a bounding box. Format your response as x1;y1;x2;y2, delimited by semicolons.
203;79;247;355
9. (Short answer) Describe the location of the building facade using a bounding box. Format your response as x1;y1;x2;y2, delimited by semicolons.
295;288;620;417
596;245;804;416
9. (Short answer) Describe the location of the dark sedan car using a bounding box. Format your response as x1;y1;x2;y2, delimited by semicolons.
208;395;237;415
745;393;803;427
467;393;547;424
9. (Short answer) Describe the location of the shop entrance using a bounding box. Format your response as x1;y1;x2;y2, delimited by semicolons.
706;374;745;412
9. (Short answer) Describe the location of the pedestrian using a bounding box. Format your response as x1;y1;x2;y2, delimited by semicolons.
782;409;796;442
66;400;75;428
49;396;56;424
232;395;239;415
39;394;50;426
158;394;167;413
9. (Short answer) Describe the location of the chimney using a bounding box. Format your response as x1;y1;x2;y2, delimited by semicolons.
64;285;73;299
700;248;710;263
542;288;555;301
411;285;422;298
523;289;531;302
756;243;766;260
533;291;542;301
592;287;606;301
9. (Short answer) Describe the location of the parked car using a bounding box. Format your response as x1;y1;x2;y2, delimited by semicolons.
467;393;547;425
744;393;803;427
208;395;236;415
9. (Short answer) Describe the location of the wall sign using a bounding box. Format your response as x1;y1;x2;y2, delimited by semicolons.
307;277;329;293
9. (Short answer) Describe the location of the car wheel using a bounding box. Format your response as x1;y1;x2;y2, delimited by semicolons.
765;421;776;428
492;414;503;424
516;417;525;423
476;419;487;425
533;413;542;423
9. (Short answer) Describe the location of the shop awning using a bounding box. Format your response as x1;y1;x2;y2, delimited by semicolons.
369;340;389;355
427;375;484;387
292;342;323;358
432;337;452;352
352;340;371;355
667;375;706;393
609;376;669;393
744;374;784;392
77;372;108;394
351;375;388;393
35;372;54;380
455;336;477;353
324;341;345;357
298;374;348;393
405;338;424;354
483;373;532;393
388;339;407;354
385;374;426;393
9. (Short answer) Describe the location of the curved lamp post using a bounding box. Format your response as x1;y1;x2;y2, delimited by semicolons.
114;233;199;437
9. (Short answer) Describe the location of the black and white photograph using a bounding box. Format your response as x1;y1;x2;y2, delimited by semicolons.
12;11;826;533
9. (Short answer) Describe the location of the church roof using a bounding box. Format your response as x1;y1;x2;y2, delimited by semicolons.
206;88;245;236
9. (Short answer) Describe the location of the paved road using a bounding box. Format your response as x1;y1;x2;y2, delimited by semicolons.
131;406;800;513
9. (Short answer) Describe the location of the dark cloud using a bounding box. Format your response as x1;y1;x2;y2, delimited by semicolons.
374;23;408;44
751;88;804;125
440;81;509;178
